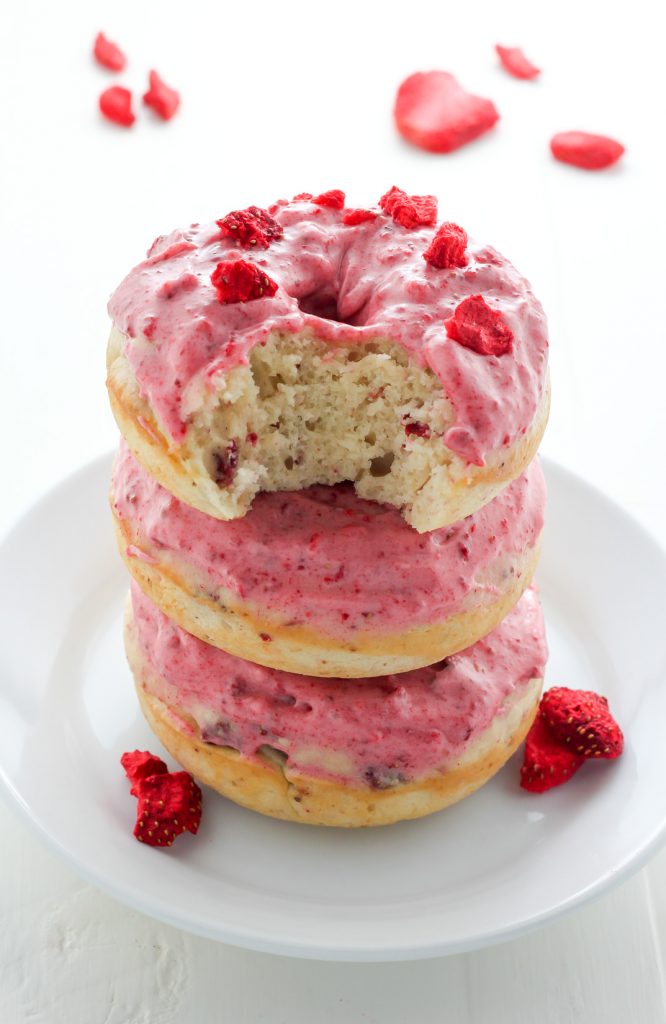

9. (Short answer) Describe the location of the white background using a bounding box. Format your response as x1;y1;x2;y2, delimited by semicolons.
1;0;665;1020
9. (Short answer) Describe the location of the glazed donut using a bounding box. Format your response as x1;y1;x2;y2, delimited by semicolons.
112;442;546;677
125;583;547;827
107;188;549;533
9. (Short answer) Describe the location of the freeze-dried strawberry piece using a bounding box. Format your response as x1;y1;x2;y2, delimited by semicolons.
520;717;585;793
445;294;513;356
143;70;180;121
134;771;202;847
312;190;346;209
550;131;625;170
99;86;135;127
379;186;437;229
93;32;127;71
540;687;624;759
343;209;378;226
496;45;541;80
211;259;278;304
394;71;499;153
217;206;283;249
121;750;168;796
293;192;313;201
423;222;468;269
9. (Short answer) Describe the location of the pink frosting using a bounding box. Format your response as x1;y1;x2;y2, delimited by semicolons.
108;193;548;465
113;443;546;638
131;582;547;786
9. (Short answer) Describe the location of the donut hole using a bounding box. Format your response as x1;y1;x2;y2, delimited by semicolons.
297;288;358;327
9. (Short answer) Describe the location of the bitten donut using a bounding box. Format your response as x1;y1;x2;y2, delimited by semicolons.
125;583;547;827
112;443;546;677
107;188;549;532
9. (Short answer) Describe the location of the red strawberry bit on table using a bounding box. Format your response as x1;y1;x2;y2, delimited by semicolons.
540;687;624;758
379;186;437;229
93;32;127;72
394;71;499;153
121;749;168;796
217;206;284;249
211;259;278;304
445;294;514;356
134;771;202;847
312;190;346;209
423;222;468;269
143;70;180;121
495;45;541;81
343;209;378;226
520;717;585;793
550;131;625;170
99;86;135;127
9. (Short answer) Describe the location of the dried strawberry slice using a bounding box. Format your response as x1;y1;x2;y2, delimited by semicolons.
550;131;625;170
343;209;378;226
394;71;499;153
143;70;180;121
520;717;585;793
93;32;127;72
217;206;283;249
133;771;202;847
211;259;278;304
445;294;513;356
495;45;540;80
312;190;346;209
540;687;624;759
423;222;468;269
379;187;437;229
121;750;168;796
99;86;135;127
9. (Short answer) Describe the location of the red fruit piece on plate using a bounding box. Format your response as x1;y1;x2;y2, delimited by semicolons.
445;294;513;356
312;190;346;209
217;206;283;249
496;45;540;80
134;771;202;847
99;86;135;127
540;687;624;759
423;222;468;269
143;70;180;121
394;71;499;153
343;209;378;226
379;186;437;229
550;132;625;170
121;749;168;796
211;259;278;304
93;32;127;72
520;717;585;793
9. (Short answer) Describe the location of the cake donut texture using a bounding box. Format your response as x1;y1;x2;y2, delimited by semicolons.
125;583;547;827
112;443;546;677
107;189;549;532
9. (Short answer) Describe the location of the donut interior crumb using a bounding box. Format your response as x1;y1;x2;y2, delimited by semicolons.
187;331;455;531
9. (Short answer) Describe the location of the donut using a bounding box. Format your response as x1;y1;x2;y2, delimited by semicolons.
112;442;546;678
125;583;547;827
106;189;549;533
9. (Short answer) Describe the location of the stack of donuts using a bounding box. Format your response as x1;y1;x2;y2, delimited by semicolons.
107;188;550;827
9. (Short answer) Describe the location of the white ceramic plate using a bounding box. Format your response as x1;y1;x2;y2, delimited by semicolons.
1;455;666;962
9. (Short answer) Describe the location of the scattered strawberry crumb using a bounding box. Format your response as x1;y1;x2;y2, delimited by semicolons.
143;70;180;121
495;45;541;80
394;71;499;153
550;131;625;170
93;32;127;72
99;86;135;127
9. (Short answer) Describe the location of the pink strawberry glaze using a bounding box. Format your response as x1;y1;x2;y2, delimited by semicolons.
113;443;545;639
131;583;547;786
108;194;548;466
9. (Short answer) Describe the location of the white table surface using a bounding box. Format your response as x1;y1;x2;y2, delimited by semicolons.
2;0;665;1019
